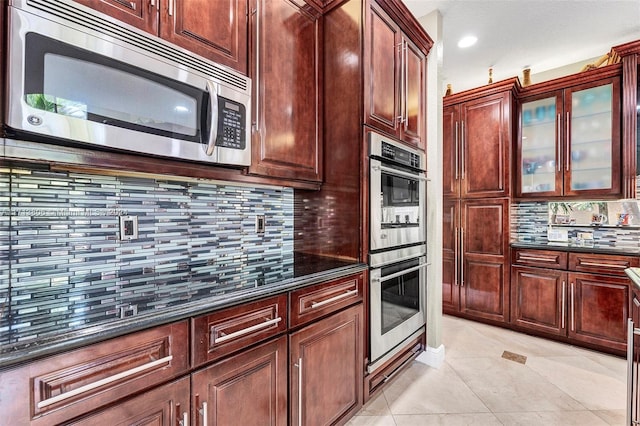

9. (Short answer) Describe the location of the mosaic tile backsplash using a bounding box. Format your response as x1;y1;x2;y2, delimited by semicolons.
511;201;640;251
0;165;293;347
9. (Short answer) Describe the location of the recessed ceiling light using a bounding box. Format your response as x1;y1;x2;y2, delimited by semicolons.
457;35;477;48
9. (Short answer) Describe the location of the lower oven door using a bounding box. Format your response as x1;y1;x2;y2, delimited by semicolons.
370;255;427;364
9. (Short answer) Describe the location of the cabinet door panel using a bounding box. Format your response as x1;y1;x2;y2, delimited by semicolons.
459;198;509;322
565;79;621;195
249;0;322;182
511;266;565;336
569;273;629;351
68;377;190;426
442;199;459;312
160;0;248;73
401;37;426;147
365;3;399;136
461;259;507;322
461;93;511;198
192;336;288;426
443;105;459;198
518;94;563;196
463;200;507;256
73;0;158;34
290;304;363;426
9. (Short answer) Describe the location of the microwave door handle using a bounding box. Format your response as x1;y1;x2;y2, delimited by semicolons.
205;81;219;156
374;263;429;283
378;165;427;181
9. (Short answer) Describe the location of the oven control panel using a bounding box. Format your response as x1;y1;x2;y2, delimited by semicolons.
380;141;421;169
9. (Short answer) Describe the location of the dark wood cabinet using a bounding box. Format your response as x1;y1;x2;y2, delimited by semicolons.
289;304;364;426
516;68;622;198
247;0;322;183
511;265;566;336
72;0;159;34
73;0;248;74
442;198;459;312
458;198;510;323
443;198;510;323
191;336;288;426
160;0;248;73
568;272;629;352
511;248;637;354
191;294;287;367
68;377;190;426
365;2;427;148
442;81;514;325
444;87;513;199
0;322;189;425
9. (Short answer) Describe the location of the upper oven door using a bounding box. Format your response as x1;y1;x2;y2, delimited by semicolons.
6;0;251;166
370;158;426;251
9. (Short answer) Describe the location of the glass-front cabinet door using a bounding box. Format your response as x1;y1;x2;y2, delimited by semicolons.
517;76;621;198
565;79;620;196
519;94;562;196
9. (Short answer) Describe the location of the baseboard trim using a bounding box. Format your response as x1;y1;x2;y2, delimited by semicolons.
415;344;445;368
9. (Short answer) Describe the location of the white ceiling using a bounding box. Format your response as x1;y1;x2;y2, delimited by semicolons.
403;0;640;92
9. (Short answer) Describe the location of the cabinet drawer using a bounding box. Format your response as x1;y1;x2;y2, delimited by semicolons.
569;253;640;277
0;321;189;426
512;249;567;269
191;294;287;367
289;273;364;328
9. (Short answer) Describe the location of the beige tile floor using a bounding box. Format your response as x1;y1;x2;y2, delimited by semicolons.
348;315;627;426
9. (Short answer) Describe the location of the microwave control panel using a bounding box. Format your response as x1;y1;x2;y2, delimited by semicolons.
216;98;246;150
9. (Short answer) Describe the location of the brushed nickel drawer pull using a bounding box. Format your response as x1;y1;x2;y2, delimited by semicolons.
578;261;626;269
561;281;566;329
518;255;557;263
295;357;303;426
570;282;575;331
214;317;282;344
37;355;173;409
310;289;358;308
199;401;208;426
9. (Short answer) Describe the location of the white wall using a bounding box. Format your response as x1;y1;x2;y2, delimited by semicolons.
418;10;445;367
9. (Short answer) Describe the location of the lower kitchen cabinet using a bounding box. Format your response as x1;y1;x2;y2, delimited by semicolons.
569;272;629;350
511;248;637;354
289;304;364;426
511;265;566;337
443;198;510;324
0;271;367;425
67;377;190;426
191;335;288;426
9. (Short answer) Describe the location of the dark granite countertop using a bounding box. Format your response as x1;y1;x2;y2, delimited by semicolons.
0;253;367;369
511;241;640;256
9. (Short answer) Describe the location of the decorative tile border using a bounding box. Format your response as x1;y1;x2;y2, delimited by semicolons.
0;166;293;346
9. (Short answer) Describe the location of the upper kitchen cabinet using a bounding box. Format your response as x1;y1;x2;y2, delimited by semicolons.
365;1;427;149
73;0;248;74
612;39;640;199
516;67;622;199
247;0;322;184
443;79;516;199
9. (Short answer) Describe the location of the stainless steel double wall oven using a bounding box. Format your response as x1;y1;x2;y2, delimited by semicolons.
368;131;427;372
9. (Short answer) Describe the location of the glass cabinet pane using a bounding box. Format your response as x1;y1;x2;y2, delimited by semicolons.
521;96;557;193
570;84;613;191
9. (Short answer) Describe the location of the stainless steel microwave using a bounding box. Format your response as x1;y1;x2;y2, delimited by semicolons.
5;0;252;166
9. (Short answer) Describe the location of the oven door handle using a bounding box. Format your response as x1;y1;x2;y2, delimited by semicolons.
375;165;428;181
372;263;429;283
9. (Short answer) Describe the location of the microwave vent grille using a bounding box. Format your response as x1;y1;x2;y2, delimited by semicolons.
25;0;249;93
